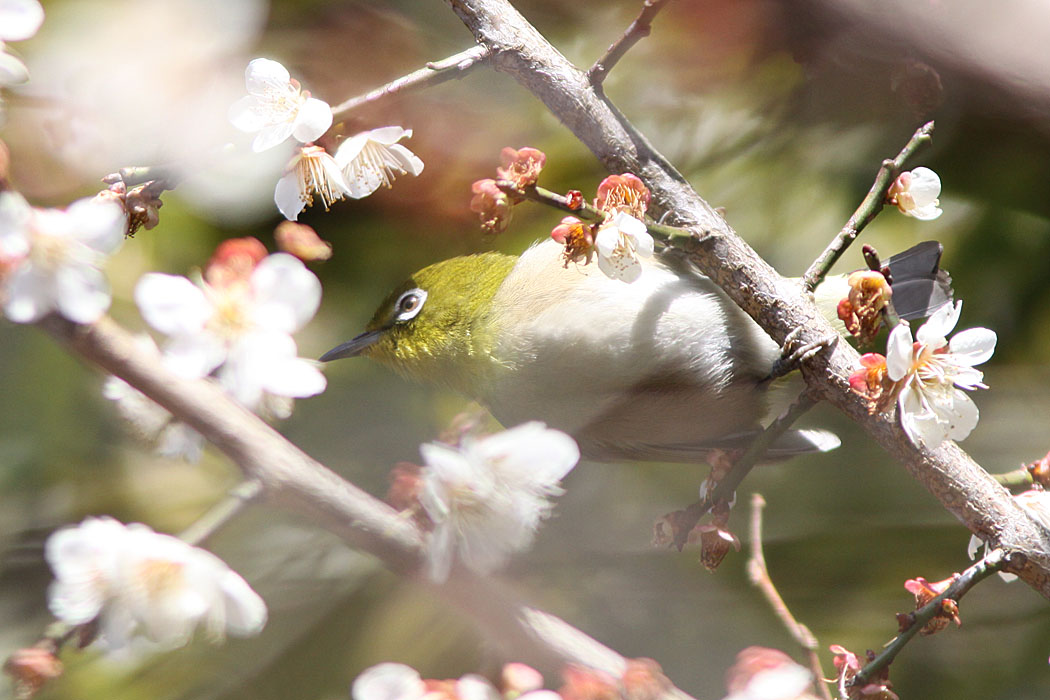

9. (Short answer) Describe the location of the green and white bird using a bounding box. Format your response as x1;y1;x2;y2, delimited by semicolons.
321;238;949;463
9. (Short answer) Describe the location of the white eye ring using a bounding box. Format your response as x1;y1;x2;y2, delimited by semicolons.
394;288;427;322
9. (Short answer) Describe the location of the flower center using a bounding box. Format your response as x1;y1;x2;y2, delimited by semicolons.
136;558;185;597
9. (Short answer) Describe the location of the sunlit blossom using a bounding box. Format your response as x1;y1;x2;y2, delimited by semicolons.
334;126;424;199
0;0;44;87
885;301;995;447
887;167;942;220
0;192;125;324
470;178;512;234
134;248;325;410
229;57;333;152
496;146;545;192
274;145;351;220
723;647;816;700
593;211;654;283
418;422;580;582
45;516;266;654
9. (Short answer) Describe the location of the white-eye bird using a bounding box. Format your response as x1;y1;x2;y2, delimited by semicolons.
321;239;949;462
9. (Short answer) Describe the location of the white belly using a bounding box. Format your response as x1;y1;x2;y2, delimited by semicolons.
484;240;780;460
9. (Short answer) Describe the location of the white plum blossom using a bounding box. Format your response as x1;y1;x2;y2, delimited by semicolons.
45;516;267;654
888;166;942;220
334;126;424;199
229;57;333;153
352;663;426;700
134;252;325;410
0;192;125;324
886;301;996;447
275;145;351;220
593;211;654;283
0;0;44;87
418;422;580;582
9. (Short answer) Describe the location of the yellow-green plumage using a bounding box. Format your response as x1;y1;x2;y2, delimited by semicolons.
361;252;516;394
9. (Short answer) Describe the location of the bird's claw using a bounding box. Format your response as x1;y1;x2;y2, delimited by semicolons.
766;328;837;380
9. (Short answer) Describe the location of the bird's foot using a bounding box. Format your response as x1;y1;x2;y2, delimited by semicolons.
765;328;837;381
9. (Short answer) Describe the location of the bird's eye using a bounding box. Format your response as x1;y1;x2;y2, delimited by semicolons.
394;288;427;322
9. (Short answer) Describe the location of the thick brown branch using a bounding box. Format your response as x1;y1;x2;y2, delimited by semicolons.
37;314;693;696
445;0;1050;597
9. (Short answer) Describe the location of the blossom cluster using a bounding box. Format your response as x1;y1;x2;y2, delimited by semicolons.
229;58;423;220
45;516;266;655
385;422;580;583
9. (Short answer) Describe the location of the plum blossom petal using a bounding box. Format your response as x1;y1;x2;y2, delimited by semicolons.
418;422;579;582
352;663;426;700
889;166;942;220
0;49;29;85
45;516;266;654
0;0;45;42
275;145;350;220
0;192;125;324
335;126;424;199
249;252;321;333
229;58;333;153
885;301;995;447
134;273;211;336
594;211;653;283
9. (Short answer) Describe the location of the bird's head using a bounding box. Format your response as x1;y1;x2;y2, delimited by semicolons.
320;251;516;389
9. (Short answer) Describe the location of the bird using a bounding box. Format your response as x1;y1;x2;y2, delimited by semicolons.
320;238;950;463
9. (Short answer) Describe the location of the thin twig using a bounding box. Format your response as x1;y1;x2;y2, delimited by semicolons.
992;468;1034;490
331;45;490;119
747;494;832;700
850;549;1007;690
672;393;818;550
587;0;672;89
801;122;935;292
177;480;263;545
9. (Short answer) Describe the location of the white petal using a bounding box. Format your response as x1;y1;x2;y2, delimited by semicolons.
363;126;410;146
261;356;326;399
425;525;455;583
163;333;225;379
228;95;267;132
244;57;290;95
948;327;997;366
352;664;425;700
218;570;267;636
456;676;500;700
966;535;982;561
55;264;110;323
250;253;321;333
343;159;385;199
253;121;297;153
333;132;368;167
0;190;31;255
952;365;986;391
386;143;424;176
274;170;306;221
4;264;52;323
596;250;642;283
48;579;106;625
918;300;961;345
947;389;980;441
291;97;333;144
906;203;942;221
908;167;942;204
134;273;211;335
0;0;44;41
419;442;476;490
67;197;126;254
477;423;579;485
0;48;28;85
898;384;947;447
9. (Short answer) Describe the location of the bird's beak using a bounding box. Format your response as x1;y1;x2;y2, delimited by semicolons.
319;329;385;362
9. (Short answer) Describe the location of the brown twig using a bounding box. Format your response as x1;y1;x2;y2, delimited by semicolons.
331;45;490;120
801;121;935;292
747;495;832;700
587;0;673;89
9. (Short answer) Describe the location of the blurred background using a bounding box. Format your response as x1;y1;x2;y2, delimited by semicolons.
2;0;1050;698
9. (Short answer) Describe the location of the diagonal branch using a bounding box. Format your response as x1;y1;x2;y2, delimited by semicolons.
587;0;673;89
37;313;694;698
444;0;1050;597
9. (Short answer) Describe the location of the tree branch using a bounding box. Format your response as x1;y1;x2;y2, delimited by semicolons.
330;45;490;120
444;0;1050;597
36;313;694;698
586;0;672;89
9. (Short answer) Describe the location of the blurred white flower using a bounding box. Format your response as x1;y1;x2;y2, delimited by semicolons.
46;516;266;654
0;191;124;324
888;166;942;220
886;301;996;447
594;211;654;283
134;251;325;409
334;126;424;199
352;663;426;700
723;647;816;700
0;0;44;86
274;145;351;220
229;57;332;153
418;422;580;582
